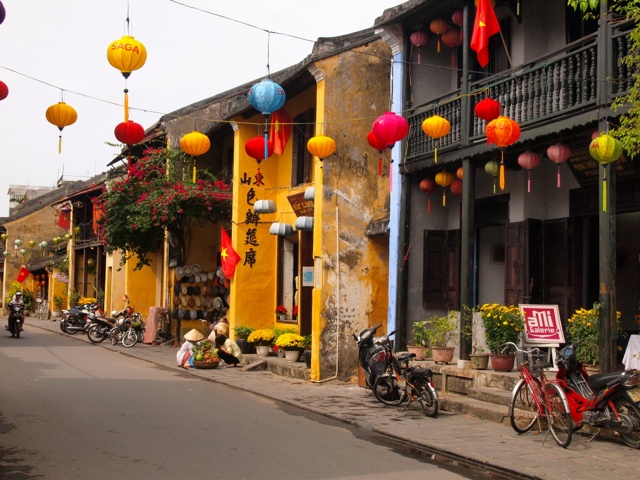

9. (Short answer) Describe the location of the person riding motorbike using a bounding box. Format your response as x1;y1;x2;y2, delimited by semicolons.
6;292;25;338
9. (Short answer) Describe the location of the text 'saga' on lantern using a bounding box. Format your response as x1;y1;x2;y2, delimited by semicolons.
367;131;388;176
546;142;571;188
435;170;454;206
307;135;336;162
421;114;451;164
180;131;211;183
485;159;499;194
419;177;436;213
485;115;520;190
589;133;623;212
517;150;541;193
248;79;286;161
410;30;428;64
46;101;77;154
107;35;147;122
372;112;409;149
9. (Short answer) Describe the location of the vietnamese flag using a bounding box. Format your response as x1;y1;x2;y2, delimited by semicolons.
471;0;501;68
220;228;241;278
269;109;293;155
16;266;31;283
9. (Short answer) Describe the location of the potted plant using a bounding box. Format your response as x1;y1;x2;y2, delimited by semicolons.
301;334;312;368
478;304;525;372
275;333;305;362
408;320;430;360
422;311;459;364
52;294;65;318
234;325;255;354
275;305;288;321
247;328;276;357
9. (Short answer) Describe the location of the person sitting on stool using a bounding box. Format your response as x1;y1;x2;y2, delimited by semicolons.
213;334;242;367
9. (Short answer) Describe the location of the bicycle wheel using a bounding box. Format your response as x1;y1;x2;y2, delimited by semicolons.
509;378;540;434
122;328;138;348
614;398;640;449
87;324;108;344
110;327;122;345
372;374;405;406
416;379;439;418
544;382;573;448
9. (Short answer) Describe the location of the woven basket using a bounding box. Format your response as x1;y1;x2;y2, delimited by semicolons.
193;360;219;369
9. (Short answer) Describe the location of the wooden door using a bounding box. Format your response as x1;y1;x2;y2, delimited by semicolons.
423;230;460;309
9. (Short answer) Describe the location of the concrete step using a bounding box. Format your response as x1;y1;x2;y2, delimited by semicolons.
441;392;510;425
467;386;512;407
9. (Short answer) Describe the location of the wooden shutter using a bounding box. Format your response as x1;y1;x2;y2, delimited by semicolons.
423;230;460;309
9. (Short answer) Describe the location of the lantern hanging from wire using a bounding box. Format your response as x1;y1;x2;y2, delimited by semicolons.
485;159;499;194
435;170;454;206
107;35;147;122
46;101;77;154
410;30;428;64
115;120;145;171
546;142;571;188
0;80;8;101
248;78;286;161
517;150;541;193
456;166;464;180
450;179;463;197
372;112;410;149
419;177;437;213
589;133;623;212
0;2;5;25
485;115;520;190
474;98;501;122
421;115;450;164
429;18;451;53
245;136;274;165
307;135;336;161
441;28;463;68
452;9;463;26
367;131;388;176
180;131;211;183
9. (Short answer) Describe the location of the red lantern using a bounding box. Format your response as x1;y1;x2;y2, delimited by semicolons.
517;150;541;193
114;120;145;145
441;28;463;48
245;136;274;164
368;131;388;176
486;116;520;191
474;98;501;122
372;112;409;149
547;142;571;188
429;18;451;53
0;80;8;101
419;178;436;213
435;170;454;206
452;10;464;26
410;30;428;64
450;179;463;197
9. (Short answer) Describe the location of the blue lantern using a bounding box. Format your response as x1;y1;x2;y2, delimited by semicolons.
248;79;286;116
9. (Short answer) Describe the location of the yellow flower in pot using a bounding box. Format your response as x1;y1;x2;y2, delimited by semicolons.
478;304;524;372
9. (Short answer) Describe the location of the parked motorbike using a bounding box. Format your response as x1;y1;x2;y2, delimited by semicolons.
555;341;640;448
6;303;25;338
86;312;117;344
354;324;393;391
60;304;99;334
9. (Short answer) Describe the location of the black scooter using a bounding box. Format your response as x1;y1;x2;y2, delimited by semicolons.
6;303;25;338
353;324;395;390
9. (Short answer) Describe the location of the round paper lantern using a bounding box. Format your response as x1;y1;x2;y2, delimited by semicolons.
429;18;451;53
46;101;77;153
547;142;571;188
486;116;520;191
419;178;436;213
307;135;336;160
372;112;409;149
245;136;274;164
0;80;8;101
114;120;145;145
517;150;541;192
474;98;501;122
19;248;27;257
107;35;147;78
0;2;5;25
452;10;464;26
180;131;210;156
450;179;463;197
441;28;463;48
0;233;6;241
421;115;451;164
435;170;454;206
368;131;388;176
589;133;622;165
485;159;499;194
410;30;428;64
247;79;286;117
456;166;464;180
28;240;36;248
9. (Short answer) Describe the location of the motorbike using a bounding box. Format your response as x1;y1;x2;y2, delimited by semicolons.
60;303;99;334
86;311;117;344
353;324;393;391
6;303;25;338
555;341;640;448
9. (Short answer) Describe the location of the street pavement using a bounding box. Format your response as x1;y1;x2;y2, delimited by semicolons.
23;317;640;480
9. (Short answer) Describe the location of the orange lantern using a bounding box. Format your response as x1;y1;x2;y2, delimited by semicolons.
180;131;211;183
46;101;78;153
589;133;623;212
546;142;571;188
429;18;451;53
485;115;520;190
517;150;541;193
421;115;451;164
410;30;428;64
307;135;336;161
419;178;436;213
456;166;464;180
435;170;454;206
107;35;147;122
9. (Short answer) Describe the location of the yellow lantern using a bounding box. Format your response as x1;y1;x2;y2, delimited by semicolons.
46;102;78;153
435;170;454;206
421;115;451;164
107;35;147;122
589;133;623;212
307;135;336;161
485;159;499;194
180;131;211;183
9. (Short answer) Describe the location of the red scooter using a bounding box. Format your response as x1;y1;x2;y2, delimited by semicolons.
555;341;640;448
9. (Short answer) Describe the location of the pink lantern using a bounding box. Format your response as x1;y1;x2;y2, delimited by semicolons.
419;178;436;213
517;150;541;192
452;10;464;26
410;30;428;64
372;112;409;149
547;143;571;188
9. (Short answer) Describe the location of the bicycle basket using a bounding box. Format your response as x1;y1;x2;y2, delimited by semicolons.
366;344;389;376
528;349;551;371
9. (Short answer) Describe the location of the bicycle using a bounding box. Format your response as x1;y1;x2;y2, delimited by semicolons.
35;299;49;320
504;342;574;448
372;350;439;417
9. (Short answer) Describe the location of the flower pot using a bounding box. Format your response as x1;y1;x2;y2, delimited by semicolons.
255;345;270;357
489;353;516;372
277;349;285;358
236;338;253;355
278;314;286;321
302;349;311;368
407;345;427;361
584;364;600;376
431;346;455;365
469;353;489;370
284;350;300;362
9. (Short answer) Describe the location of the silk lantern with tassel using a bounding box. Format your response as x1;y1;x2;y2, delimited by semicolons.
115;120;145;171
245;136;274;165
46;101;77;153
180;131;211;183
452;9;463;26
435;170;454;206
107;35;147;122
429;18;450;53
485;159;499;194
456;166;464;180
546;142;571;188
517;150;541;193
450;179;463;197
367;131;388;176
307;135;336;161
372;112;409;149
410;30;428;64
419;178;436;213
441;27;463;68
421;115;450;164
485;116;520;190
248;79;286;162
0;80;8;101
474;98;501;122
589;133;623;212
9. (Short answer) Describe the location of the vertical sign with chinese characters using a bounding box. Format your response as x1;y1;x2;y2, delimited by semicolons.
520;304;565;344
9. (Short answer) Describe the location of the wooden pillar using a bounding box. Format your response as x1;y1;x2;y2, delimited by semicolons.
459;157;475;359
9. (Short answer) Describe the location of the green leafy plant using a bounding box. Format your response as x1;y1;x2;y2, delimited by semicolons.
69;290;81;308
566;302;623;365
421;311;459;348
53;295;65;310
234;325;255;339
275;333;305;351
302;335;312;350
478;304;525;354
247;328;276;346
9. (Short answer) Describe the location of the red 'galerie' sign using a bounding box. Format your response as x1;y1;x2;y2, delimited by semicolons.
519;304;565;344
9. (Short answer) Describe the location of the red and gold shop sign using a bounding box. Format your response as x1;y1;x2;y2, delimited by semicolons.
287;192;314;217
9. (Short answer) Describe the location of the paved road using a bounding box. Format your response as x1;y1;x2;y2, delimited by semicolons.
13;318;640;479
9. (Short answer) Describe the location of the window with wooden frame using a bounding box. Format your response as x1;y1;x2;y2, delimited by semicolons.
291;109;314;187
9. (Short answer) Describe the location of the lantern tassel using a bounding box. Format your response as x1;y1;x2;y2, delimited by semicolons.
124;88;129;122
417;50;421;64
58;135;62;154
527;170;531;193
603;173;607;212
389;162;393;192
434;145;438;164
427;198;431;214
442;191;446;207
378;157;383;176
192;159;196;183
493;177;497;194
437;38;441;53
499;154;505;191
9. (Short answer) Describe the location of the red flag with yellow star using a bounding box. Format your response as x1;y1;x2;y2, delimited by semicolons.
220;228;241;278
269;109;293;155
471;0;501;68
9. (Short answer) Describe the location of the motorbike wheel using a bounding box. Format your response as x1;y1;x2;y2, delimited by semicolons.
59;319;68;333
87;325;108;344
543;382;573;448
509;378;542;434
416;379;438;418
122;328;138;348
614;398;640;449
373;374;405;406
110;328;122;346
15;324;20;339
65;320;80;335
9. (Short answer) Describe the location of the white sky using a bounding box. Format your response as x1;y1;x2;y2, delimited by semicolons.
0;0;403;216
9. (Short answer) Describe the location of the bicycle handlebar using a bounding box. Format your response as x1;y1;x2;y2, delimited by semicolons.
499;342;543;355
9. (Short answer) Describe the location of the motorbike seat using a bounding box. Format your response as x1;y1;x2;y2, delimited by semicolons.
410;368;433;378
398;353;416;362
587;371;623;390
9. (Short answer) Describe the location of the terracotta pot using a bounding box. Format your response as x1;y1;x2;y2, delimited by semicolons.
489;353;516;372
407;345;427;360
469;354;489;370
431;346;455;364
